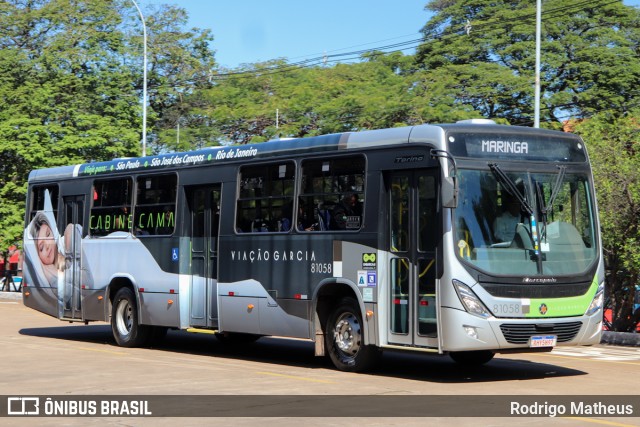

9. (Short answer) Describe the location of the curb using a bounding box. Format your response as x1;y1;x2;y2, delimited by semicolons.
2;290;639;347
0;291;22;301
601;330;640;347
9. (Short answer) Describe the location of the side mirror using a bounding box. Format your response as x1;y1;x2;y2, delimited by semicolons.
442;176;458;209
430;149;458;209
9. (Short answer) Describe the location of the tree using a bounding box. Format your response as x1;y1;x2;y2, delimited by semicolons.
415;0;640;124
139;3;216;153
0;0;215;252
185;52;419;145
574;113;640;332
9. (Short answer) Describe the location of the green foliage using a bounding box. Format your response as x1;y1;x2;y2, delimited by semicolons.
417;0;640;124
180;54;421;145
574;113;640;331
0;0;215;251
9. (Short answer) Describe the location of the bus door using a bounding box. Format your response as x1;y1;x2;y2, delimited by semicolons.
62;195;85;320
187;185;221;328
387;171;438;347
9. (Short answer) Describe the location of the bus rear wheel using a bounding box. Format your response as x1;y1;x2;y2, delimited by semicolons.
111;287;150;347
449;350;495;366
325;297;379;372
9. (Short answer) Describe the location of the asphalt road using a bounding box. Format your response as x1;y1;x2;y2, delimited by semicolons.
1;293;640;427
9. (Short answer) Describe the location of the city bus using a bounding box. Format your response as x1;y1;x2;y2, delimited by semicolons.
21;120;604;371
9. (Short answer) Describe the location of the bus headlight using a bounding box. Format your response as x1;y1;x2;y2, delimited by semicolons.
585;282;604;316
453;280;492;318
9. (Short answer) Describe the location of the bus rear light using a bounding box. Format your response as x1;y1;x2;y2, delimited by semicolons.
420;300;429;306
139;288;145;293
228;291;235;296
294;294;301;299
393;299;401;305
169;289;175;294
81;285;86;290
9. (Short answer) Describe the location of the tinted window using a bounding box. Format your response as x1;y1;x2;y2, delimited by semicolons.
236;162;295;233
134;175;177;236
300;156;365;231
90;179;132;236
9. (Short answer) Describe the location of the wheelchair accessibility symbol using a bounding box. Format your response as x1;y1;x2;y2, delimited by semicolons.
172;248;179;262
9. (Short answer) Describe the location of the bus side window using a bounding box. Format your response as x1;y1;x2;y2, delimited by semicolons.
134;174;177;236
90;178;133;236
236;162;295;234
300;155;365;232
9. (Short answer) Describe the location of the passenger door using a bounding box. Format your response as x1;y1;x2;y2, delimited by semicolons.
62;195;85;320
187;185;221;328
387;170;439;347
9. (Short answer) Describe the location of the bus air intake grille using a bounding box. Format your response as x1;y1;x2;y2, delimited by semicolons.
481;282;591;299
499;322;583;344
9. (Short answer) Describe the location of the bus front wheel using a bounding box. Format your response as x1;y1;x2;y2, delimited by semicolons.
111;287;151;347
325;297;379;372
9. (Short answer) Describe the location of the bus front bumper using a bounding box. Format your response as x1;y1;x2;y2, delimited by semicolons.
440;306;603;353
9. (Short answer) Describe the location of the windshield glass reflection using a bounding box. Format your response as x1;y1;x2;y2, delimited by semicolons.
453;167;597;276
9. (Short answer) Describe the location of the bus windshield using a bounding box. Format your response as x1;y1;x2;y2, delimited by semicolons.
453;166;598;277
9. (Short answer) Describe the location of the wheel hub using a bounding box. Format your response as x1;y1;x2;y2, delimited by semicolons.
334;313;361;356
115;299;133;337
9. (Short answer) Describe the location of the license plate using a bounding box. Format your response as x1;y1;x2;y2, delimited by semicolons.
529;335;557;348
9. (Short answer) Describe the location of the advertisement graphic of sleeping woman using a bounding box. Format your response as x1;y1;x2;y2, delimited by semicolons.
23;189;93;317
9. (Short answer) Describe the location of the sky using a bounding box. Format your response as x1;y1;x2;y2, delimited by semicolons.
142;0;640;69
142;0;431;69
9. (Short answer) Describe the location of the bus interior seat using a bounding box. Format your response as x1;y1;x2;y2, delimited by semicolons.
546;221;584;248
316;205;331;231
510;223;534;249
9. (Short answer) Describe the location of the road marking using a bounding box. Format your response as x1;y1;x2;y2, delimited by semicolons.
556;346;640;359
566;417;640;427
527;346;640;366
257;371;336;384
76;346;128;356
540;353;640;366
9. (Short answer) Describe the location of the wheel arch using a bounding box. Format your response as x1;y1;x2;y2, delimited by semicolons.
106;275;138;322
312;278;370;356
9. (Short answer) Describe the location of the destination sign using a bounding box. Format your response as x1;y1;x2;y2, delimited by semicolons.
447;131;587;162
75;133;344;178
77;146;259;177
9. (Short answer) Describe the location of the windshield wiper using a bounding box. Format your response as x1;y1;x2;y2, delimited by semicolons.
489;163;533;216
537;165;567;241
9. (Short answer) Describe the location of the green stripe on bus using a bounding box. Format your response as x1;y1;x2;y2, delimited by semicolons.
525;277;598;318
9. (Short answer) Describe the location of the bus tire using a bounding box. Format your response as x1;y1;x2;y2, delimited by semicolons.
449;350;495;366
111;287;150;347
325;297;379;372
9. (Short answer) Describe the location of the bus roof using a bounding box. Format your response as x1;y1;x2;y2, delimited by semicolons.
27;123;583;182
